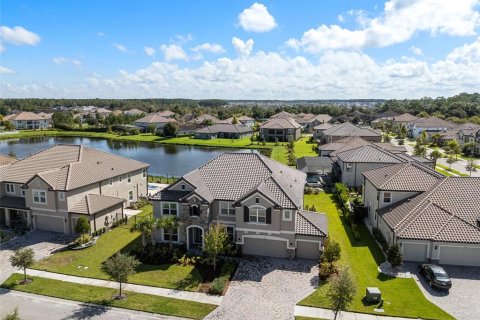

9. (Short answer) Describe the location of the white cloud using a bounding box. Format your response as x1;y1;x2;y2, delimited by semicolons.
97;32;106;37
410;46;423;56
52;56;82;66
238;2;277;32
0;26;40;51
144;46;156;56
160;44;188;61
0;66;15;74
232;37;254;56
337;14;345;23
113;43;128;53
446;36;480;63
191;43;225;54
288;0;480;52
173;34;193;44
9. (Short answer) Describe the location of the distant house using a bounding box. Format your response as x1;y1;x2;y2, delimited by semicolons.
313;123;334;140
407;117;455;139
124;108;145;117
391;113;418;127
458;127;480;155
296;156;332;175
95;107;112;116
133;113;177;131
194;124;253;139
4;112;51;130
156;110;176;118
318;122;382;143
260;117;302;142
237;115;255;127
302;114;333;133
319;137;407;157
189;114;220;125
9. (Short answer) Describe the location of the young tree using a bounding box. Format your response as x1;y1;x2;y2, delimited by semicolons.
4;120;14;131
158;215;179;251
231;116;239;124
322;239;341;264
203;224;231;272
102;253;139;299
10;248;35;283
163;122;178;137
387;244;403;269
413;144;427;157
75;216;91;235
382;134;391;143
446;140;461;160
446;155;456;170
130;216;157;251
429;150;442;167
327;267;357;320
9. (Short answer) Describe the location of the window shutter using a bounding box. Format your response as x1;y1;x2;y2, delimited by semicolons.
243;206;249;222
266;208;272;224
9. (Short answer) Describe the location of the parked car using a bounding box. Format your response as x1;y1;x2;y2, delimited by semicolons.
418;264;452;290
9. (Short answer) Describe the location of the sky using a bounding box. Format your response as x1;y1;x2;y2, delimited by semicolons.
0;0;479;99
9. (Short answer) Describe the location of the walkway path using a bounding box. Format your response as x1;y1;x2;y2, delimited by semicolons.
295;305;415;320
27;269;223;305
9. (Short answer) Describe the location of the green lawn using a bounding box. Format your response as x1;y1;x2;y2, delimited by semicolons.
299;193;453;320
34;205;203;291
2;274;215;319
271;145;289;164
436;163;469;176
294;136;318;158
435;167;454;176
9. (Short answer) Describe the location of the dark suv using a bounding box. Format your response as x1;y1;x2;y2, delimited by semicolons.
418;264;452;290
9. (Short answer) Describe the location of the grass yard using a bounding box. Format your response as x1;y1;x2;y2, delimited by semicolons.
436;163;469;176
2;274;215;319
294;136;318;158
34;205;203;291
435;167;454;176
299;193;453;320
271;145;289;164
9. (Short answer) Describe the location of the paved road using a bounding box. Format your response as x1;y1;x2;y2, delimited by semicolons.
205;256;318;320
0;289;185;320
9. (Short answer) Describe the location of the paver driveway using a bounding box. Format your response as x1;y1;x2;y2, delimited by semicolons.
405;263;480;320
205;256;318;320
0;230;72;284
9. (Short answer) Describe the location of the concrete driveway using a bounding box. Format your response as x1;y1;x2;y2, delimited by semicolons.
405;263;480;320
0;230;72;284
205;256;318;320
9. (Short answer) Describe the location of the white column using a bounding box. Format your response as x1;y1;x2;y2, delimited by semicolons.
5;209;10;227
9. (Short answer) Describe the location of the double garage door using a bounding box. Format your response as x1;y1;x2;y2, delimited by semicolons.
35;215;64;233
439;246;480;267
242;237;287;258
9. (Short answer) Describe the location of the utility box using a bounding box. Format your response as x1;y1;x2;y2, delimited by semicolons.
366;287;381;303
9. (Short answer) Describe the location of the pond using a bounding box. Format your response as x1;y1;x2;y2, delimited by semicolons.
0;136;258;177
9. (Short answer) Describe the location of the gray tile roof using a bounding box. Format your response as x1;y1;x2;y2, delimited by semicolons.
378;177;480;244
0;196;26;209
149;190;191;201
190;114;220;124
408;117;455;129
363;162;443;191
1;145;149;190
336;144;404;163
296;156;332;173
307;114;332;124
314;122;333;130
392;113;418;122
323;122;381;137
4;112;46;121
154;153;306;209
195;124;253;134
70;194;125;215
260;117;301;129
133;113;176;125
296;210;328;237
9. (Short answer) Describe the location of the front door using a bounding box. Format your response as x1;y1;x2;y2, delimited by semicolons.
193;227;202;245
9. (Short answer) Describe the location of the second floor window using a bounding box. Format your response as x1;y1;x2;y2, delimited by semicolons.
127;173;132;183
129;191;133;201
163;227;179;242
58;192;65;201
346;163;353;172
249;208;266;224
220;202;235;215
383;192;392;204
33;190;47;204
5;183;15;194
142;169;146;178
283;210;292;221
162;202;178;216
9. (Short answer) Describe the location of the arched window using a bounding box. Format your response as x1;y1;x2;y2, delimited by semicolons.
190;205;200;216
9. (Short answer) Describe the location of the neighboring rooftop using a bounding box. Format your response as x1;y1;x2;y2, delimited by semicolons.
260;117;301;129
296;210;328;237
336;144;404;163
408;117;455;128
314;122;333;130
322;122;381;138
190;114;220;124
195;124;253;134
4;112;46;121
70;194;125;215
133;113;176;125
393;113;418;122
0;155;17;166
324;137;407;159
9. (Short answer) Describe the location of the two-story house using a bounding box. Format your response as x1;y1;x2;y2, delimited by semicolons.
260;117;302;142
150;153;328;259
0;145;149;234
318;122;382;144
4;112;51;130
406;117;455;139
363;164;480;266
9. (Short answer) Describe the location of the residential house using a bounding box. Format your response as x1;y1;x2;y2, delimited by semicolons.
4;112;51;130
458;127;480;155
363;164;480;266
302;114;333;133
260;117;302;142
95;107;112;116
156;110;176;118
407;117;455;139
391;113;418;128
237;115;256;127
313;123;334;140
124;108;145;117
189;114;220;125
0;145;149;234
319;137;407;157
133;113;177;131
318;122;382;144
271;111;294;119
296;156;332;175
194;124;253;139
150;153;328;259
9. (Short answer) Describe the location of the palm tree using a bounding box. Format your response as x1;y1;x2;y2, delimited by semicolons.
158;215;179;251
429;150;442;167
130;216;157;252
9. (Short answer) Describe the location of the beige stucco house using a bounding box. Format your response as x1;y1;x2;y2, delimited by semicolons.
150;153;328;259
4;112;51;130
0;145;148;234
260;117;302;142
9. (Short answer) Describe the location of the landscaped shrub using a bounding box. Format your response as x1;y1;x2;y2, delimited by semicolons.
334;183;349;210
75;216;91;235
387;244;403;268
208;275;229;295
133;242;187;265
319;262;339;281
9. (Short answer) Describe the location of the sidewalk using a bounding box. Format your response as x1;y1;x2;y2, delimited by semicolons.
294;305;415;320
27;269;222;305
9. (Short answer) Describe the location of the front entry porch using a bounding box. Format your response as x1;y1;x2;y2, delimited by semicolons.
0;207;31;231
186;225;204;250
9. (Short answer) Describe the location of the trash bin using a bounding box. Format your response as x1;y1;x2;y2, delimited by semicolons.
366;287;381;303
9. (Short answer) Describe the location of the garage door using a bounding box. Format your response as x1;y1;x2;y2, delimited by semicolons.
35;215;64;233
402;243;428;262
439;246;480;266
296;241;320;260
242;237;287;258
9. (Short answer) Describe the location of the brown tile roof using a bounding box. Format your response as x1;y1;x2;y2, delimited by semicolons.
363;162;443;191
156;110;175;117
70;194;125;215
378;177;480;244
271;111;294;119
190;114;220;124
307;114;332;124
296;210;328;237
0;155;17;166
314;122;333;130
4;112;46;121
336;144;404;163
323;122;382;138
393;113;418;122
2;145;148;190
320;137;406;157
195;124;253;134
408;117;455;129
133;113;176;125
260;117;301;129
124;108;145;116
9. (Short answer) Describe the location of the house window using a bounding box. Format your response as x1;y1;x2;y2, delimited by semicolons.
249;207;266;224
226;226;235;242
119;175;123;182
129;191;133;201
220;202;235;215
21;189;26;198
162;202;178;216
181;184;185;190
163;227;179;242
33;190;47;204
383;192;392;204
58;192;65;201
127;174;132;183
190;205;200;216
283;210;292;221
346;163;353;172
142;169;146;178
6;183;15;194
255;197;259;204
109;179;113;186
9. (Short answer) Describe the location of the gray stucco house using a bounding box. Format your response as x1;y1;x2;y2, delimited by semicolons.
194;124;253;139
150;153;328;259
260;117;302;142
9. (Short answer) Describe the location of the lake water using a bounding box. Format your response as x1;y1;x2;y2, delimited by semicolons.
0;137;258;177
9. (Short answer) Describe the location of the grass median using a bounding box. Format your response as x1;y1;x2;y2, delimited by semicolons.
1;274;216;319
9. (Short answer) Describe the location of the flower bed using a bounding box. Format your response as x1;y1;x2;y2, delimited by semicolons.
69;237;97;250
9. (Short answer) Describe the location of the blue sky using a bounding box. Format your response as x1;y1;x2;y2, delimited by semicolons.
1;0;479;99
